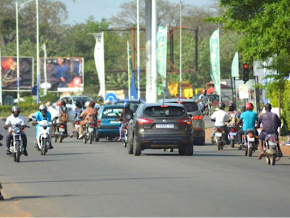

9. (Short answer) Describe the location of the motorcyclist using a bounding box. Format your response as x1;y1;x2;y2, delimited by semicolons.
58;100;68;137
227;103;239;129
236;102;258;150
70;100;83;137
118;103;133;141
257;103;282;159
34;104;53;149
210;102;229;144
46;101;59;137
3;106;28;156
79;101;98;139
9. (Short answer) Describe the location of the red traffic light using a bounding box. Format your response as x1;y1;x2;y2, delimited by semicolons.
243;63;249;69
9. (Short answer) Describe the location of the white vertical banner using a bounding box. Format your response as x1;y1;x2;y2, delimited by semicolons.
94;32;105;99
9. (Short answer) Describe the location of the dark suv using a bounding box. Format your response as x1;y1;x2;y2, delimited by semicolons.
158;99;205;145
127;103;193;156
112;99;145;113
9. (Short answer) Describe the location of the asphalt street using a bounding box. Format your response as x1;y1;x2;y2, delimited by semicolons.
0;119;290;217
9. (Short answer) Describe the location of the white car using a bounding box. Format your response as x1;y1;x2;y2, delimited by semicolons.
53;95;94;122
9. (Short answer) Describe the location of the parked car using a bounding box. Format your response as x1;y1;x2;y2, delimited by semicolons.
158;98;205;145
96;105;124;141
127;103;193;156
112;99;145;113
53;95;101;122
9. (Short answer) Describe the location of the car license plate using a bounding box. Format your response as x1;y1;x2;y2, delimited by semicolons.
89;127;95;132
230;132;236;136
59;128;65;132
215;132;222;137
75;124;80;128
156;124;174;128
110;121;121;124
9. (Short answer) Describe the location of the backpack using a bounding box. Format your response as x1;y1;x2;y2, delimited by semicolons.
59;107;68;123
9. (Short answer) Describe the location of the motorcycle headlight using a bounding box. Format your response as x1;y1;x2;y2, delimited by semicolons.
14;127;21;134
43;126;47;130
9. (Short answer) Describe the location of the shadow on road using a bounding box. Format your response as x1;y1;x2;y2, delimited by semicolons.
3;194;77;202
21;159;59;163
48;152;90;156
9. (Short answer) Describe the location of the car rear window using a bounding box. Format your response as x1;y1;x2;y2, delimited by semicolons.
102;108;123;118
144;106;186;117
181;102;199;112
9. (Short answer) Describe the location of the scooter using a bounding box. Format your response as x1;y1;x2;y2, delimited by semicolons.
228;124;237;148
243;130;258;157
214;127;226;150
264;134;280;165
33;118;53;155
120;122;129;147
83;122;96;144
55;121;67;143
8;123;30;162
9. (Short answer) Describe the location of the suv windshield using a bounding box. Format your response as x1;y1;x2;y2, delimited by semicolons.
144;106;186;117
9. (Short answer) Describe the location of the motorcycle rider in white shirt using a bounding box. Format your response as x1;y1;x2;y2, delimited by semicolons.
3;106;28;156
210;102;230;144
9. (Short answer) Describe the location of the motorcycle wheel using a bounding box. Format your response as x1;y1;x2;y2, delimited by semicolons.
230;140;235;148
42;138;47;156
248;147;253;157
55;135;58;143
83;135;87;144
89;134;93;144
265;156;270;165
16;141;20;162
123;139;127;147
60;136;63;143
245;148;248;156
217;140;222;150
270;155;276;165
76;132;79;139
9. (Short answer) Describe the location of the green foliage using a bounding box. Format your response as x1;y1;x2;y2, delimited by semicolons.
208;0;290;76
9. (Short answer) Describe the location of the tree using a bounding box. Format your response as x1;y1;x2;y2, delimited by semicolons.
207;0;290;77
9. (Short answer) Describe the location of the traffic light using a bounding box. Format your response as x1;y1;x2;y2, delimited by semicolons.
242;63;250;83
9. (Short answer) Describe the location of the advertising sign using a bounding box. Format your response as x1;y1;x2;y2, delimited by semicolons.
94;32;105;99
235;79;257;112
157;26;167;91
1;56;33;90
40;57;84;92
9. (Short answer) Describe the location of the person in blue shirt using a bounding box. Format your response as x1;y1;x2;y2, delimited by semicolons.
54;58;69;88
237;102;258;150
34;104;53;149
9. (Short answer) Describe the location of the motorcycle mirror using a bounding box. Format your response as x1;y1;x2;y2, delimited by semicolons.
2;118;6;121
28;118;33;122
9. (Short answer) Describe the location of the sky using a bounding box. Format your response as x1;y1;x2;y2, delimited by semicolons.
59;0;217;24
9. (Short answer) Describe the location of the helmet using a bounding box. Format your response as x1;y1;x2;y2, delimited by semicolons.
124;102;130;109
39;104;47;111
218;102;225;110
84;101;90;108
56;100;62;107
45;101;52;107
246;102;254;111
229;103;236;111
76;100;82;108
89;101;95;108
12;105;21;113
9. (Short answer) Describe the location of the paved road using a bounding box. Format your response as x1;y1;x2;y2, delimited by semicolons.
0;120;289;217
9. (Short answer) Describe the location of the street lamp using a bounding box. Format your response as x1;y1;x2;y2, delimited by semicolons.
16;0;39;104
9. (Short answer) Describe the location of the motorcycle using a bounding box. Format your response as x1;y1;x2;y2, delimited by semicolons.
74;119;81;139
243;130;258;157
33;119;53;155
55;121;67;143
120;122;129;147
264;134;280;165
83;122;96;144
228;124;237;148
214;127;226;150
8;124;30;162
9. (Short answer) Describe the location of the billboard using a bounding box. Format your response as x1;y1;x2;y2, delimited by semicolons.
40;57;84;92
1;56;34;90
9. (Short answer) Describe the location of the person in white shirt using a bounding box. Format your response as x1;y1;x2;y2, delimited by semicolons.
3;106;28;156
210;102;229;144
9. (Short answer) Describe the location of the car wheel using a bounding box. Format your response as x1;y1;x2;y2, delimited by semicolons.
193;137;205;145
133;136;141;156
185;144;193;156
178;147;186;155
